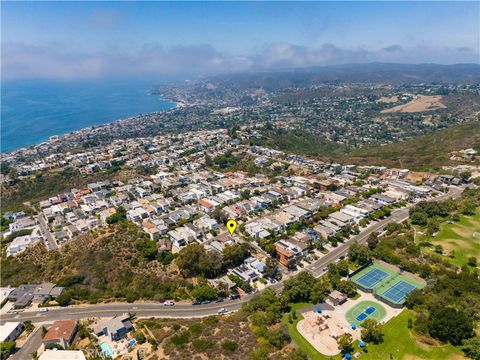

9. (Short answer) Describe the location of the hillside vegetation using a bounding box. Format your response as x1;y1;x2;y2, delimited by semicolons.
347;121;480;169
0;223;190;303
1;168;139;212
260;121;480;170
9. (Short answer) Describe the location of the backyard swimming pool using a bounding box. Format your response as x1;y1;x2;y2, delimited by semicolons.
100;342;114;357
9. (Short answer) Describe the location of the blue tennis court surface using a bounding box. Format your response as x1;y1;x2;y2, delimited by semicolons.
382;281;416;303
356;268;389;288
356;313;367;321
365;306;375;315
355;307;376;322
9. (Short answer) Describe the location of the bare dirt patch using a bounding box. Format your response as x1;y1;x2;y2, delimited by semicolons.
376;96;399;104
381;95;446;113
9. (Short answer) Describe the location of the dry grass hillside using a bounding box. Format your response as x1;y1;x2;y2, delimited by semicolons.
1;223;190;303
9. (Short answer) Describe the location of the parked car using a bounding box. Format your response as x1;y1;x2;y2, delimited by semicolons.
39;308;49;312
215;298;224;303
201;300;211;305
218;307;228;314
191;300;201;305
163;300;175;306
229;294;240;300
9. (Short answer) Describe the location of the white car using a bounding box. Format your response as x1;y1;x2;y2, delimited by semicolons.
217;307;228;314
39;308;49;312
163;300;175;306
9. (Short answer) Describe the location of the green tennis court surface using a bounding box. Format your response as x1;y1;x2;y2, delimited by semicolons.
351;263;424;306
345;300;387;326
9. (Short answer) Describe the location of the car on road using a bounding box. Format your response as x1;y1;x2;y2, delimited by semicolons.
163;300;175;306
39;308;49;312
218;307;228;314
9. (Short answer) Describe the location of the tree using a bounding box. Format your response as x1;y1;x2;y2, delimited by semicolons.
106;206;127;224
428;307;474;345
191;285;218;301
0;342;15;360
56;291;72;306
282;272;316;303
41;326;48;338
335;280;357;298
310;280;330;304
176;244;207;277
222;340;238;352
361;319;384;344
264;327;290;348
348;242;371;265
264;257;280;280
367;233;379;250
404;289;424;309
337;260;349;276
338;333;354;354
222;244;250;268
134;330;146;344
462;337;480;360
467;257;477;267
410;211;428;226
136;238;158;261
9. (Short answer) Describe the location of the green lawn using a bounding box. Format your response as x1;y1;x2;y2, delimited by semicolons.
355;310;464;360
419;209;480;267
284;304;464;360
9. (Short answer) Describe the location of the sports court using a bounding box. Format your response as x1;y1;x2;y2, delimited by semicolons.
377;277;423;306
345;300;387;326
382;281;415;303
350;262;425;307
355;268;389;288
350;263;396;290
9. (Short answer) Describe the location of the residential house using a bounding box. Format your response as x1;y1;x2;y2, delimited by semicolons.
0;322;24;342
42;320;78;349
92;314;134;341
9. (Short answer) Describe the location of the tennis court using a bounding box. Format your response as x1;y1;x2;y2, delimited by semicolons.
381;280;416;303
345;300;387;325
355;268;389;289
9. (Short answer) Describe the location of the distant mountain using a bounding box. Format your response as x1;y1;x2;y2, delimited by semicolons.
212;63;480;88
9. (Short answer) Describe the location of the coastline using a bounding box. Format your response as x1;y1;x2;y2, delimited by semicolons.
1;101;178;156
1;83;178;154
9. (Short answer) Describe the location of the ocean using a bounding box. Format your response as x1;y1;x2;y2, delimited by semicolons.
1;79;175;153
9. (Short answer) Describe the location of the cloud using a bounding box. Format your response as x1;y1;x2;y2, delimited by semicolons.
254;43;371;69
2;41;478;81
382;45;404;53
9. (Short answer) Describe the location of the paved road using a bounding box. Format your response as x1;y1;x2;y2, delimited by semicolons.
10;327;42;360
0;186;464;324
37;214;57;251
1;299;249;323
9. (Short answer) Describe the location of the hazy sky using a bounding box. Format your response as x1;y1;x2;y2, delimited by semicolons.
2;1;479;80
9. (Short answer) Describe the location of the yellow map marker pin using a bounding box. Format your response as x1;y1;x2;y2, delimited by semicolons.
227;220;237;235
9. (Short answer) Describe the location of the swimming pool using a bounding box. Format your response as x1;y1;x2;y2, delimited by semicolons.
100;342;114;357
